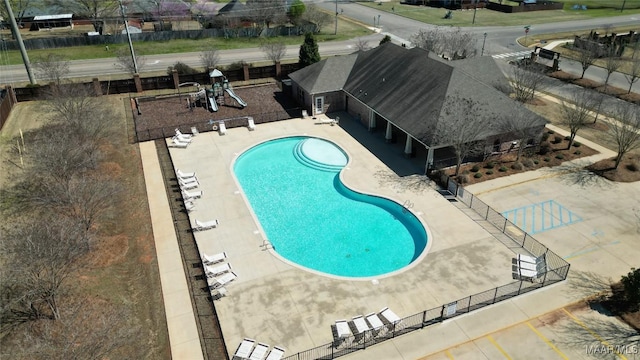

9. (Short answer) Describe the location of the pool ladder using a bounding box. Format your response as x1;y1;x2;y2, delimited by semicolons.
402;200;414;213
260;239;274;251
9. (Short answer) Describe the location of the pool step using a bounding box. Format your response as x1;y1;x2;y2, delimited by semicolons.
293;139;343;172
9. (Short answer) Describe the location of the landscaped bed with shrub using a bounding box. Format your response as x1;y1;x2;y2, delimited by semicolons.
447;128;600;185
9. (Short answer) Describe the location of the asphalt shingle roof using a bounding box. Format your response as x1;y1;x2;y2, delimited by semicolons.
290;43;547;147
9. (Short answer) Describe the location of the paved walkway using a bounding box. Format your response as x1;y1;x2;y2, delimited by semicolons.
139;141;204;360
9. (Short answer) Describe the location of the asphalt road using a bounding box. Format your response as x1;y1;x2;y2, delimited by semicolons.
1;2;639;89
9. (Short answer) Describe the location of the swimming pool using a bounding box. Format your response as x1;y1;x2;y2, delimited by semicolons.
233;136;428;278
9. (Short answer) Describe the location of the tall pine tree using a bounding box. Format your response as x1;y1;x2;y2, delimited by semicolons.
299;33;320;68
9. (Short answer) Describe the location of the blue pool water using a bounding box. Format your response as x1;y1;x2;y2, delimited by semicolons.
233;137;428;278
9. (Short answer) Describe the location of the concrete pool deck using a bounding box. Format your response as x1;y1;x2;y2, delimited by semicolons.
144;114;640;359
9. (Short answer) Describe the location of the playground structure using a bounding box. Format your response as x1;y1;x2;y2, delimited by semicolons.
209;69;247;111
179;70;248;113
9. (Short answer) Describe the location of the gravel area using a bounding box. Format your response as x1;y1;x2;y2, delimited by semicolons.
133;83;300;141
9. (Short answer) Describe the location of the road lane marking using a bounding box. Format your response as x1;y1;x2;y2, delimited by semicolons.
445;349;455;359
562;308;628;360
487;335;513;360
526;321;569;359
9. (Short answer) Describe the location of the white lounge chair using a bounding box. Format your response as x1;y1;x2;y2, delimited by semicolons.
249;342;269;360
208;271;237;289
202;251;227;265
210;286;227;300
172;134;192;144
182;189;202;200
169;138;189;148
352;315;370;342
218;122;227;135
176;169;196;180
247;117;255;131
365;312;385;336
335;319;351;339
179;178;199;191
380;307;404;330
234;338;255;360
175;128;193;139
205;263;231;278
265;346;285;360
185;201;195;212
194;219;219;231
179;176;199;188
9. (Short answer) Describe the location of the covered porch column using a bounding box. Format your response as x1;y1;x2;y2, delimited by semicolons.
368;109;376;131
404;136;413;158
385;121;393;143
425;147;434;174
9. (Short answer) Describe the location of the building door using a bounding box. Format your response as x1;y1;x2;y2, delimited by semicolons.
315;96;324;114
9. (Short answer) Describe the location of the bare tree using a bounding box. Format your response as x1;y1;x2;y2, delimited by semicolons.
433;93;495;176
32;54;70;86
510;60;548;103
608;103;640;169
200;48;220;72
410;28;440;56
411;27;477;59
603;48;623;91
498;112;543;161
559;88;598;149
301;5;332;33
246;0;286;29
114;48;146;75
0;0;36;33
66;0;119;33
260;41;287;63
4;297;141;359
576;41;599;79
625;45;640;94
1;217;88;321
442;27;478;59
354;38;370;52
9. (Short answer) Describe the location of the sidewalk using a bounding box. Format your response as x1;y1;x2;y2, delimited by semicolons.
139;141;204;360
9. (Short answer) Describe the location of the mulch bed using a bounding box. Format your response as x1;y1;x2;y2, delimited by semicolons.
133;83;300;140
549;71;640;104
446;128;600;185
587;154;640;182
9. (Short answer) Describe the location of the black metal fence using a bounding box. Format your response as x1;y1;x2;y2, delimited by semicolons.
281;177;570;360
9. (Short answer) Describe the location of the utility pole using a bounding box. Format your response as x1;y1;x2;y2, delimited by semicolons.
334;0;338;35
119;0;139;74
472;0;478;24
621;0;627;12
3;0;36;84
481;32;487;56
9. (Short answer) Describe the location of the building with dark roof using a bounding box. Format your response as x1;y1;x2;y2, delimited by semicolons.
288;43;547;172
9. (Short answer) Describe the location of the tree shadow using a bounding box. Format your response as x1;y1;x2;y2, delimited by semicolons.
554;312;640;352
541;161;615;189
567;270;612;300
372;169;436;195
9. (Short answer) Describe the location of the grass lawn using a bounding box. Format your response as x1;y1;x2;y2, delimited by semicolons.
0;18;371;65
0;96;170;358
358;0;640;27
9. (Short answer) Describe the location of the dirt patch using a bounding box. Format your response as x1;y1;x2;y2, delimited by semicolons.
586;154;640;182
86;234;130;267
0;94;169;359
